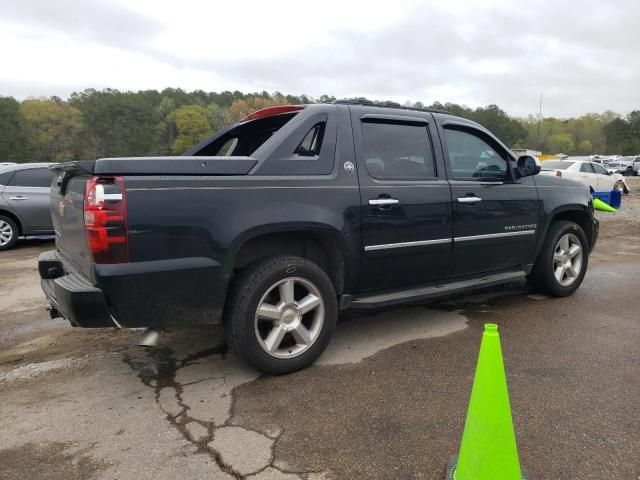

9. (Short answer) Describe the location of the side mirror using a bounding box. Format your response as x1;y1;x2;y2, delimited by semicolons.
516;155;541;177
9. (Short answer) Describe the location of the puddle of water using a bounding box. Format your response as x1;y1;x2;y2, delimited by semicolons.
318;307;467;365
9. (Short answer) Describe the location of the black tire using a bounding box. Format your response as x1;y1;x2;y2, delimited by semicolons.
224;256;337;375
527;221;589;297
0;215;19;251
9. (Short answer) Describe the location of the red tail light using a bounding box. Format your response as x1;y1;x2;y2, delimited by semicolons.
555;170;562;177
84;176;129;264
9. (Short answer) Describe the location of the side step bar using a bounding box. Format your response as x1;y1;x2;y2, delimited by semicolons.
348;271;526;309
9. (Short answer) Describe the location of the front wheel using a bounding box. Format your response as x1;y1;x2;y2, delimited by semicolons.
614;180;628;195
224;256;337;375
528;221;589;297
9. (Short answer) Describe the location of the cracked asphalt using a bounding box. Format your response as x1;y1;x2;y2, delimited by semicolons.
1;178;640;480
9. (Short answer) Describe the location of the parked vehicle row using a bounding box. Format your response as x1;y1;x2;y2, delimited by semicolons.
539;159;629;194
589;155;640;176
39;100;598;374
0;163;56;250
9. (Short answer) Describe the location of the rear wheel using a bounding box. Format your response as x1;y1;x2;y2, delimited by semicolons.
0;215;19;251
224;256;337;375
528;221;589;297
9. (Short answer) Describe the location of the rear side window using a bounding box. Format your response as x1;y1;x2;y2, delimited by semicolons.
8;168;54;187
361;122;435;180
580;163;594;173
294;123;325;157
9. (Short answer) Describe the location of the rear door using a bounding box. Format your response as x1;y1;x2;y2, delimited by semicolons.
353;109;453;291
438;121;540;277
1;167;55;231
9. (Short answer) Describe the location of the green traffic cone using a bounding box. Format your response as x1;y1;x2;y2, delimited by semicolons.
593;197;617;213
446;324;531;480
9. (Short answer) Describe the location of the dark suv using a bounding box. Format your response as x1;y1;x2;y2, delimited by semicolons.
39;100;598;374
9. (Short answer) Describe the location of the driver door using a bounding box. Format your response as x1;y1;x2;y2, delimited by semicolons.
591;162;615;191
438;122;541;277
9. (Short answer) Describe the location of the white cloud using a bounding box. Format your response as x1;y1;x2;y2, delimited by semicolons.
1;0;638;117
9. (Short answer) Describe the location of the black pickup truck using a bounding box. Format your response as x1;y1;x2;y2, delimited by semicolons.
39;99;598;374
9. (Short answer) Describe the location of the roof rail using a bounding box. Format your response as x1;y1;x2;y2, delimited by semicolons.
333;97;451;115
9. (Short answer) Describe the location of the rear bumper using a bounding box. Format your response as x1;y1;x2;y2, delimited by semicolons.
38;250;228;329
39;251;116;328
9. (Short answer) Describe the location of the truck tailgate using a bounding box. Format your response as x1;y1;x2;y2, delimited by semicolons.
50;169;94;279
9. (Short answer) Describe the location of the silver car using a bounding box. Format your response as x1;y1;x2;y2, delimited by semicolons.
0;163;57;250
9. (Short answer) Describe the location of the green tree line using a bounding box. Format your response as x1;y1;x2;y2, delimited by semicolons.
0;88;639;163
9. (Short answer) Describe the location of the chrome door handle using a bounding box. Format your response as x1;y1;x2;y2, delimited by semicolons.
9;196;28;201
369;198;399;206
458;196;482;203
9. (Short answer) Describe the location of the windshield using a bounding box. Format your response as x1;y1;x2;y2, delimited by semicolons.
542;161;574;170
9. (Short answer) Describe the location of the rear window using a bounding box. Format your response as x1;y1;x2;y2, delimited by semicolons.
8;168;55;187
192;112;299;157
542;161;574;170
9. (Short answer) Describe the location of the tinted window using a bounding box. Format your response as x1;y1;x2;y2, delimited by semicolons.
580;163;594;173
216;138;238;156
0;171;13;185
541;161;574;170
592;163;608;175
8;168;54;188
361;122;435;180
295;123;325;157
444;128;508;181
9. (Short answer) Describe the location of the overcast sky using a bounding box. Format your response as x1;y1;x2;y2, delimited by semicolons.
1;0;638;117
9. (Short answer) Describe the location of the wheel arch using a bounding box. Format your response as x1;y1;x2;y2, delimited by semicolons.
0;209;22;235
547;206;594;250
228;224;347;294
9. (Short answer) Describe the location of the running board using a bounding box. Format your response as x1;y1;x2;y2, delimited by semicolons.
349;271;526;309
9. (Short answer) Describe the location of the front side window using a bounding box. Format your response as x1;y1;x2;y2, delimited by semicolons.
8;168;54;188
361;122;435;180
444;128;508;181
592;163;608;175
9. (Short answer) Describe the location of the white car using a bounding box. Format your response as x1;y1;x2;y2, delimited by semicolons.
606;159;635;176
539;160;629;194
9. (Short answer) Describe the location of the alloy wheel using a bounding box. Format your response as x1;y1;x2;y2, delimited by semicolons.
0;220;13;246
254;277;325;359
553;233;583;287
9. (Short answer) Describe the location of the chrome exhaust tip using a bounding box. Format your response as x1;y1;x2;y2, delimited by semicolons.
138;328;162;348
